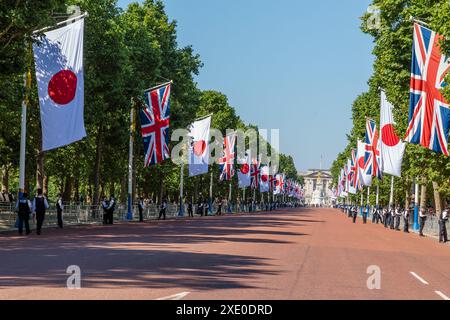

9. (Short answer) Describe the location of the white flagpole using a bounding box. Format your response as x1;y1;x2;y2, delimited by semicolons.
414;179;420;230
178;162;184;216
360;190;364;216
389;175;394;210
228;182;232;213
376;184;379;208
126;99;135;220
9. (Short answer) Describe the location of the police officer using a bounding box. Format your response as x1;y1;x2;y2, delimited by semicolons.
389;207;396;230
15;192;32;236
352;205;358;223
187;199;194;218
138;196;144;222
32;188;49;235
107;195;115;224
216;197;223;216
394;205;402;231
403;206;410;233
101;196;109;225
438;206;448;243
56;193;64;228
159;199;167;220
419;207;427;237
197;198;204;216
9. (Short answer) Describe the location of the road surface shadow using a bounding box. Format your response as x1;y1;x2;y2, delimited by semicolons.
0;210;321;291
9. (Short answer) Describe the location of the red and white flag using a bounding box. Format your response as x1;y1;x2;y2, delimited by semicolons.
358;140;372;187
380;91;405;177
33;19;86;151
188;116;211;177
259;165;270;193
238;149;251;188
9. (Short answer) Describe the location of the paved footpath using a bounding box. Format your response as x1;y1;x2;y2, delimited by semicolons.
0;208;449;300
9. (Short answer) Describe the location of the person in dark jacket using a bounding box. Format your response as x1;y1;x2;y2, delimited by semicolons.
56;194;64;228
15;192;32;236
32;188;49;235
106;195;115;224
187;200;194;218
439;207;448;243
101;196;109;225
159;199;167;220
138;197;145;222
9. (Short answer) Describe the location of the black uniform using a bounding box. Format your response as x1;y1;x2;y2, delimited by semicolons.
17;198;31;235
216;199;223;216
362;207;368;224
102;199;109;225
159;201;167;220
56;197;64;228
138;199;144;222
394;208;402;231
107;197;115;224
34;195;48;235
439;209;448;243
352;206;357;223
187;202;193;217
403;208;410;233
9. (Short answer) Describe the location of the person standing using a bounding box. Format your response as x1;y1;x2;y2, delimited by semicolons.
362;205;368;224
15;192;32;236
187;200;193;218
197;199;204;216
438;206;448;243
394;206;402;231
203;200;209;217
107;195;115;224
101;196;109;225
32;188;49;235
138;196;145;222
216;197;223;216
419;207;427;237
403;206;410;233
352;205;357;223
159;199;167;220
56;193;64;228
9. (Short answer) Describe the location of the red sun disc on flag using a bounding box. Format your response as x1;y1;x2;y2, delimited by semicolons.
261;175;268;182
193;140;206;156
48;70;77;105
358;157;365;168
381;124;400;147
240;164;249;174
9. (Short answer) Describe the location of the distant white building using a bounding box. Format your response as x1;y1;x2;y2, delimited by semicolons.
298;169;334;207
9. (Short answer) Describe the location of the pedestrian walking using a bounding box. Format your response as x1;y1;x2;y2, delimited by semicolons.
138;196;144;222
15;192;32;236
438;206;448;243
32;189;49;235
159;199;167;220
419;207;427;237
56;193;64;228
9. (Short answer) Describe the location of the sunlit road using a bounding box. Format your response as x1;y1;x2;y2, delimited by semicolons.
0;208;449;300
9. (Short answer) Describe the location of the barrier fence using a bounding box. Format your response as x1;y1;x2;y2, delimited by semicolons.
0;201;285;232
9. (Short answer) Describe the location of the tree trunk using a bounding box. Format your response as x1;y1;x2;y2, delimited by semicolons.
109;181;115;198
93;130;103;206
420;183;427;210
43;174;49;196
63;176;73;202
432;181;442;217
1;165;9;192
159;170;164;205
120;175;127;204
404;189;410;210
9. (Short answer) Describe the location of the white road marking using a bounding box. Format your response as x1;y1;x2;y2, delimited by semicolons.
435;291;450;301
156;291;190;300
409;272;429;285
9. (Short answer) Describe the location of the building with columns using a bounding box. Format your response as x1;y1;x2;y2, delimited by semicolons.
298;169;334;207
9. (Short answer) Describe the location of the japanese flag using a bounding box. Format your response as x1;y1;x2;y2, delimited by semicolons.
380;91;405;177
188;116;211;177
33;18;86;151
259;165;270;193
238;149;251;188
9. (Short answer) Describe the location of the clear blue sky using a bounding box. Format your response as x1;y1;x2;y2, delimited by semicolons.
118;0;374;171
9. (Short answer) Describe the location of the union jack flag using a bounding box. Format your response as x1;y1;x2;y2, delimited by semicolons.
218;133;236;181
140;83;171;167
405;23;450;156
250;157;261;189
365;119;382;179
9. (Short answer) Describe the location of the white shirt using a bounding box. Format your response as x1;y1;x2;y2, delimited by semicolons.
57;198;64;210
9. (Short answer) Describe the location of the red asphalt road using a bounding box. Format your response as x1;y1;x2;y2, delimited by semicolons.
0;207;449;300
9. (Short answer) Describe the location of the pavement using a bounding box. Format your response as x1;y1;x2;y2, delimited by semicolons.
0;207;449;300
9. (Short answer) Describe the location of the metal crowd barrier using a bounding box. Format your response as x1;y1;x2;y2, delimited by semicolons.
0;201;283;232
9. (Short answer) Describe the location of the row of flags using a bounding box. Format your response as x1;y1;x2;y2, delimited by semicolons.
338;22;450;197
